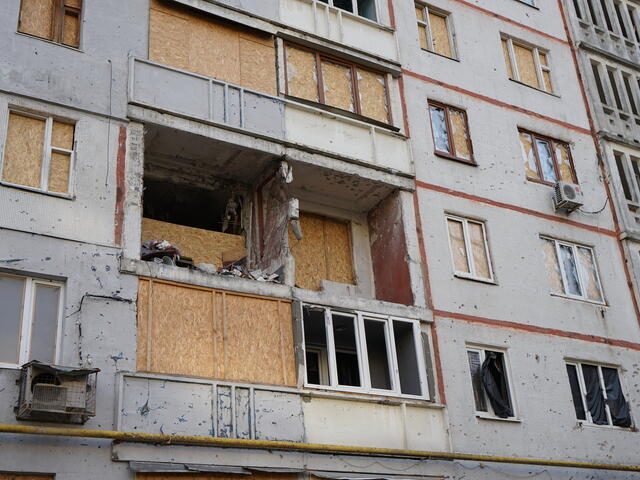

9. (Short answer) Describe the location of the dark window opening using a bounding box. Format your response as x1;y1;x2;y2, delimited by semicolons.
614;2;629;38
591;62;608;104
615;152;634;201
394;320;421;395
600;0;614;30
303;307;330;386
333;314;361;387
607;69;624;110
364;319;392;390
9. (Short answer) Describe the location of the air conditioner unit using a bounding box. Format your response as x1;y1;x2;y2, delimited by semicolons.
16;361;99;424
553;181;584;213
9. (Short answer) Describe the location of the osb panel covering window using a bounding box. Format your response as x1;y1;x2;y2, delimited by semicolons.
18;0;55;40
141;218;245;269
285;46;319;102
137;472;299;480
428;12;451;57
148;0;276;94
322;60;355;112
0;475;53;480
513;44;539;89
137;279;296;386
357;69;388;123
288;212;355;291
18;0;82;48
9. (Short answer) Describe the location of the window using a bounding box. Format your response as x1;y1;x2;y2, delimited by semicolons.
599;0;615;31
628;5;640;42
446;216;493;282
573;0;584;19
302;305;428;399
566;362;632;427
0;274;63;368
614;150;640;204
614;2;629;38
501;36;553;93
1;111;75;196
415;4;455;59
466;347;515;419
317;0;377;21
284;43;391;124
540;237;604;303
591;60;609;105
18;0;82;48
428;102;473;163
519;130;577;185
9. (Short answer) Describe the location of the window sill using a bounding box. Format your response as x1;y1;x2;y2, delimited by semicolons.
577;421;635;431
508;78;559;98
0;181;74;200
454;273;497;285
420;48;460;62
549;292;607;307
302;384;431;404
434;152;476;166
0;363;21;371
16;32;83;53
476;413;521;423
526;176;556;187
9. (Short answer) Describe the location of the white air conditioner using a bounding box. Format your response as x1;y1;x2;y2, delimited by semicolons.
553;181;584;213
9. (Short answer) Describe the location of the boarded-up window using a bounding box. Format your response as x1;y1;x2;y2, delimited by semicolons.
137;278;296;386
540;237;604;303
415;4;455;59
288;212;355;291
18;0;82;48
428;101;473;163
284;43;390;123
148;0;277;94
518;129;577;185
446;215;493;281
1;111;75;195
502;36;553;93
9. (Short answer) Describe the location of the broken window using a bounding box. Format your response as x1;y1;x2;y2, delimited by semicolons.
0;274;62;367
446;215;493;282
518;129;577;185
317;0;378;21
428;101;473;163
566;362;632;427
302;305;428;398
614;150;640;205
18;0;82;48
415;4;455;59
1;111;75;196
540;237;604;303
284;43;390;123
288;212;355;291
466;347;515;419
501;36;553;93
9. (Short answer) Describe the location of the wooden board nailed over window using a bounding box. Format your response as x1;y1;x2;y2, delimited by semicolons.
137;279;296;387
18;0;82;48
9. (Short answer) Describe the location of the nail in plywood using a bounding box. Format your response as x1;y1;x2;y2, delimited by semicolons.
48;152;71;194
286;46;319;102
428;12;451;57
51;121;74;150
357;69;388;123
2;112;46;189
141;218;245;268
449;110;470;160
321;60;355;112
18;0;55;40
514;44;539;88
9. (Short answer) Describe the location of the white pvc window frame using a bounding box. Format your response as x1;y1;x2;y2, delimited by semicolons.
302;304;429;400
0;109;76;198
541;237;605;304
415;3;457;59
445;215;494;283
466;346;518;419
613;149;640;207
0;273;64;369
315;0;380;23
502;36;553;93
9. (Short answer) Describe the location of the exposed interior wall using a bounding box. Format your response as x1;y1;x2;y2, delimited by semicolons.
148;0;277;94
368;192;413;305
137;278;296;386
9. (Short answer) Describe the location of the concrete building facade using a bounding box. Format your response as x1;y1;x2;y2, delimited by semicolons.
0;0;638;479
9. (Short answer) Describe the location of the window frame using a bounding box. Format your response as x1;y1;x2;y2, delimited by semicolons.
0;109;76;198
283;42;393;125
445;215;494;283
415;3;457;60
301;304;429;400
519;129;578;186
613;149;640;208
565;361;632;428
316;0;380;23
0;273;64;369
427;101;474;164
466;345;517;419
17;0;83;49
541;236;605;304
502;36;553;94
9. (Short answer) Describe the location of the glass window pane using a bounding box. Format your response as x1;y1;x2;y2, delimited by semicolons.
447;219;470;273
321;60;355;112
393;320;421;396
30;284;60;363
303;307;330;385
357;0;377;20
559;245;582;296
582;364;608;424
467;350;487;412
519;131;540;179
449;110;471;160
332;314;360;387
631;157;640;194
566;364;586;420
555;143;574;183
541;239;564;292
429;105;450;153
576;247;603;302
334;0;354;13
535;138;558;183
364;319;392;390
0;276;26;364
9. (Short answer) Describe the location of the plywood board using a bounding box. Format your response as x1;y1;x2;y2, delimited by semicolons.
541;239;563;292
514;43;539;88
449;110;470;160
324;217;355;285
65;0;82;7
62;11;80;47
447;219;469;273
288;212;327;291
286;46;319;102
0;475;53;480
240;37;277;95
189;15;241;86
48;151;70;193
136;279;150;371
555;143;574;182
428;12;451;57
18;0;55;40
357;69;388;123
148;8;191;71
141;218;245;268
2;112;45;189
51;120;74;149
519;131;539;179
501;39;513;78
468;222;490;279
321;60;354;112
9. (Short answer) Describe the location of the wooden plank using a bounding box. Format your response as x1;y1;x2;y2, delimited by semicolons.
428;11;451;57
18;0;55;40
357;69;388;123
136;279;150;371
285;46;319;102
324;216;355;286
321;60;355;112
48;151;71;194
2;112;46;189
141;218;245;268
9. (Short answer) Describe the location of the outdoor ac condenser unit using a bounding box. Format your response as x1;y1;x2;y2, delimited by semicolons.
553;181;584;213
16;361;99;424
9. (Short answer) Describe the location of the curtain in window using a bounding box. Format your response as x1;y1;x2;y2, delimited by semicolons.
582;364;608;425
481;351;513;418
602;367;632;427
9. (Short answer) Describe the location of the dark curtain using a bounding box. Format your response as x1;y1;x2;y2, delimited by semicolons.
481;352;513;418
602;367;632;427
582;365;608;425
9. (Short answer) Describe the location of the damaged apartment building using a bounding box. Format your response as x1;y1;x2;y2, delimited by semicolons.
1;0;640;479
